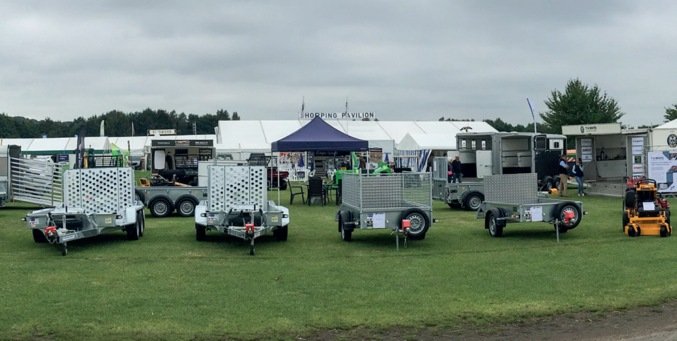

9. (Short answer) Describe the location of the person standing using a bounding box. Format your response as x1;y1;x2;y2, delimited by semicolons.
451;156;462;183
572;158;585;196
558;155;569;196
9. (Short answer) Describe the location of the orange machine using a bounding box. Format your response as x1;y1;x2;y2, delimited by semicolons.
623;178;672;237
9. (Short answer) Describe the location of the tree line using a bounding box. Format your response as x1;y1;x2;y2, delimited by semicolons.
0;108;239;138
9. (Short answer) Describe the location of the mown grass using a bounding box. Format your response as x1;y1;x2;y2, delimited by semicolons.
0;193;675;340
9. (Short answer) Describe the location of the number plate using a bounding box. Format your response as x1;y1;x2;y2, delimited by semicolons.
61;234;76;242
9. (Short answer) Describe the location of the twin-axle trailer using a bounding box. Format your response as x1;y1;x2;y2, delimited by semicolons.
25;167;146;255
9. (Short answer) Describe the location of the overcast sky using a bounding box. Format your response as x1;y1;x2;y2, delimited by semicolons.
1;1;675;127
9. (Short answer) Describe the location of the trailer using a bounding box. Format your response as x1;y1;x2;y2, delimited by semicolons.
431;157;484;210
336;172;433;246
455;132;566;189
476;173;583;238
24;167;145;255
433;133;567;210
135;179;208;217
1;145;66;208
194;165;290;255
138;142;287;217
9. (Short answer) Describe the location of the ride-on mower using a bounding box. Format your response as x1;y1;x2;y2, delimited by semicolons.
623;177;672;237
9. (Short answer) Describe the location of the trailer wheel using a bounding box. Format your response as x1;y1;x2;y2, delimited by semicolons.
486;209;504;237
341;223;352;242
401;209;429;240
463;192;484;211
32;229;48;243
138;211;145;237
149;198;174;217
176;196;197;217
195;224;206;241
339;211;353;242
555;203;582;230
274;225;288;241
126;221;140;241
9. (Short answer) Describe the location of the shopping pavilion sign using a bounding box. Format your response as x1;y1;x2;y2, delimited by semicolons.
300;112;376;120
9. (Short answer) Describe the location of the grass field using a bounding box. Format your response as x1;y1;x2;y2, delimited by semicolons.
0;192;675;340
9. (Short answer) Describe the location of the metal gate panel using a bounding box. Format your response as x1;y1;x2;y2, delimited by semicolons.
484;173;538;204
63;168;134;214
208;165;266;212
10;157;65;206
342;173;432;210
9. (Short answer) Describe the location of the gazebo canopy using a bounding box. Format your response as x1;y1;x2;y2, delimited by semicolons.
271;117;368;152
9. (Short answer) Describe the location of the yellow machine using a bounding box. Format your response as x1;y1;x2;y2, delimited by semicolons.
623;178;672;237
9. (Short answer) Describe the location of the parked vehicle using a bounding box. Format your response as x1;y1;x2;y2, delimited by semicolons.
476;173;583;238
622;177;672;237
433;133;567;210
25;167;145;255
337;172;433;245
194;164;290;255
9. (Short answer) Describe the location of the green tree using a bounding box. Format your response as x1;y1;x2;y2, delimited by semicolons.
664;104;677;122
540;79;623;133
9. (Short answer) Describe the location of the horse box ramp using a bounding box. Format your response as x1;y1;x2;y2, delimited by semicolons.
63;168;136;214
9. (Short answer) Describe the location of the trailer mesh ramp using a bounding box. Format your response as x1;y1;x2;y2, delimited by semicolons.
342;173;432;210
10;157;65;206
63;168;135;214
484;173;538;204
208;165;266;212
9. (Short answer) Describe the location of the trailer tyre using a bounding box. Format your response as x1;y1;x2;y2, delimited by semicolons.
338;211;353;242
138;211;145;237
401;209;429;240
554;202;582;230
32;229;48;243
486;208;505;237
195;224;206;241
463;192;484;211
341;223;352;242
176;196;198;217
126;220;140;240
274;225;288;241
149;198;174;217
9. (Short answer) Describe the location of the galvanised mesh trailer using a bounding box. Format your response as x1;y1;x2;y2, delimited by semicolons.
194;165;290;255
337;172;434;245
25;167;146;256
431;156;485;211
476;173;583;239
